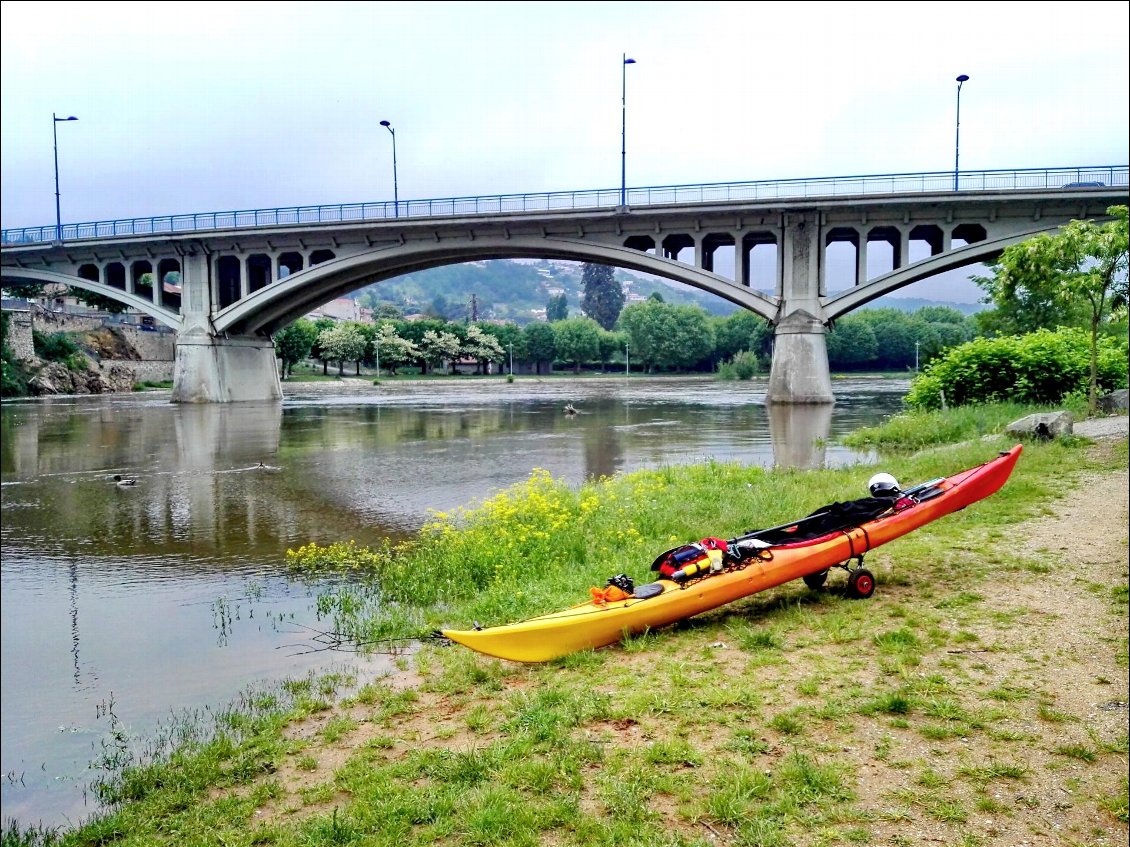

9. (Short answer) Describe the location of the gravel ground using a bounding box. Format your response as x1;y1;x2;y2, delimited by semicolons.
1075;414;1130;440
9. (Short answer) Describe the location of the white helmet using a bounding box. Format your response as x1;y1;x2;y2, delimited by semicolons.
868;472;900;498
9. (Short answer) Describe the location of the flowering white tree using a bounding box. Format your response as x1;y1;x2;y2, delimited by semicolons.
373;323;420;375
461;324;506;374
419;329;462;374
317;323;367;375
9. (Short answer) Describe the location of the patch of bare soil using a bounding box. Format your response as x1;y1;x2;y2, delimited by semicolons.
79;327;141;361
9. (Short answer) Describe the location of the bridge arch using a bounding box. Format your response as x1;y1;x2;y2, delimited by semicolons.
823;223;1063;321
0;267;182;330
213;236;781;336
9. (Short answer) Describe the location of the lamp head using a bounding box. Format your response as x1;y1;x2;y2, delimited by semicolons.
624;57;636;65
956;74;969;83
55;115;78;122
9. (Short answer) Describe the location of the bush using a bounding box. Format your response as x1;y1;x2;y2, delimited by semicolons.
32;330;88;371
717;350;760;381
905;328;1128;410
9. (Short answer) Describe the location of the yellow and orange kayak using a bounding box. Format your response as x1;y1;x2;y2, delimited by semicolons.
442;445;1022;663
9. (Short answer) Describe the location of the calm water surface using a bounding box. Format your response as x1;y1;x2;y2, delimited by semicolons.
0;375;908;829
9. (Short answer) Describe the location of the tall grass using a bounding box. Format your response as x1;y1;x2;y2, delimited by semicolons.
840;400;1089;452
288;437;1070;642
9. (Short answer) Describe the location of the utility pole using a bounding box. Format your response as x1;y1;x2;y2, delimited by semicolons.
470;293;478;322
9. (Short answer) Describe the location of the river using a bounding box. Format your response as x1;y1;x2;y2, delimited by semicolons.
0;374;909;830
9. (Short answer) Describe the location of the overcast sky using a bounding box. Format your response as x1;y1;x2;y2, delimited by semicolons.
2;0;1127;301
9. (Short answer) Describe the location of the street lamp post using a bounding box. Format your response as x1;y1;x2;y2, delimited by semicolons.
953;74;969;191
53;113;78;242
620;54;636;208
379;119;399;218
508;341;514;376
625;341;630;376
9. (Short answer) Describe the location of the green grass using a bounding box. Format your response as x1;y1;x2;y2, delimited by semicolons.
840;400;1090;452
8;426;1127;847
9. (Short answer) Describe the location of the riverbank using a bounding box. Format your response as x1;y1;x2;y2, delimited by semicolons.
38;427;1127;847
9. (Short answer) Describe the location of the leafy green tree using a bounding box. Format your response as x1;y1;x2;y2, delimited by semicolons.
852;308;919;369
618;301;715;372
484;322;524;371
522;322;557;374
826;317;879;369
0;281;46;300
983;205;1128;412
913;305;969;325
373;302;404;320
598;329;627;370
713;311;772;365
546;293;569;322
274;318;318;379
427;294;453;320
552;317;602;373
580;264;625;330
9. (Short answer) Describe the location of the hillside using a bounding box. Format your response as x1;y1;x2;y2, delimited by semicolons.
352;259;983;323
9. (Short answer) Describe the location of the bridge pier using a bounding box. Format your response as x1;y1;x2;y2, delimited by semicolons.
766;311;834;404
766;214;835;404
172;333;282;403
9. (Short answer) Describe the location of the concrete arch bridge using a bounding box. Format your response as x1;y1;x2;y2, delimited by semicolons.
1;166;1125;403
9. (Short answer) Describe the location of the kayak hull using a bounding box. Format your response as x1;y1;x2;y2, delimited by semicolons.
443;445;1022;663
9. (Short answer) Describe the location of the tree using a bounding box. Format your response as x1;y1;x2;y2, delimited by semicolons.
486;322;525;372
552;317;602;373
713;311;772;365
462;324;506;374
317;323;367;376
308;317;337;375
373;322;420;375
69;289;130;314
0;281;46;300
546;293;569;322
419;329;462;374
580;264;625;330
826;317;879;369
522;322;557;374
274;318;318;379
618;301;715;372
373;302;404;320
985;205;1128;412
598;329;627;370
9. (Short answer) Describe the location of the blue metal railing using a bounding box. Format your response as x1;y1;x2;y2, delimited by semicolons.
2;165;1126;246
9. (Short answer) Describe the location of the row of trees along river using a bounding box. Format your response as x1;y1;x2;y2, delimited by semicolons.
276;301;978;379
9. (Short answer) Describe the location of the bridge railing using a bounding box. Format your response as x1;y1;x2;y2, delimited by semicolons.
3;165;1126;246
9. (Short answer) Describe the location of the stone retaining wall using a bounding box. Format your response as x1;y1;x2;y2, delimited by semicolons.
3;311;35;361
2;309;175;387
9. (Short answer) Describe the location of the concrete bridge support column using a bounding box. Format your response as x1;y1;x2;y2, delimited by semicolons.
172;335;282;403
171;249;282;403
766;214;835;404
766;311;834;403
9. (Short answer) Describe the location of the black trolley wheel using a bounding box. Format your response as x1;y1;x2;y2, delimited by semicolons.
802;569;829;590
846;568;876;600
